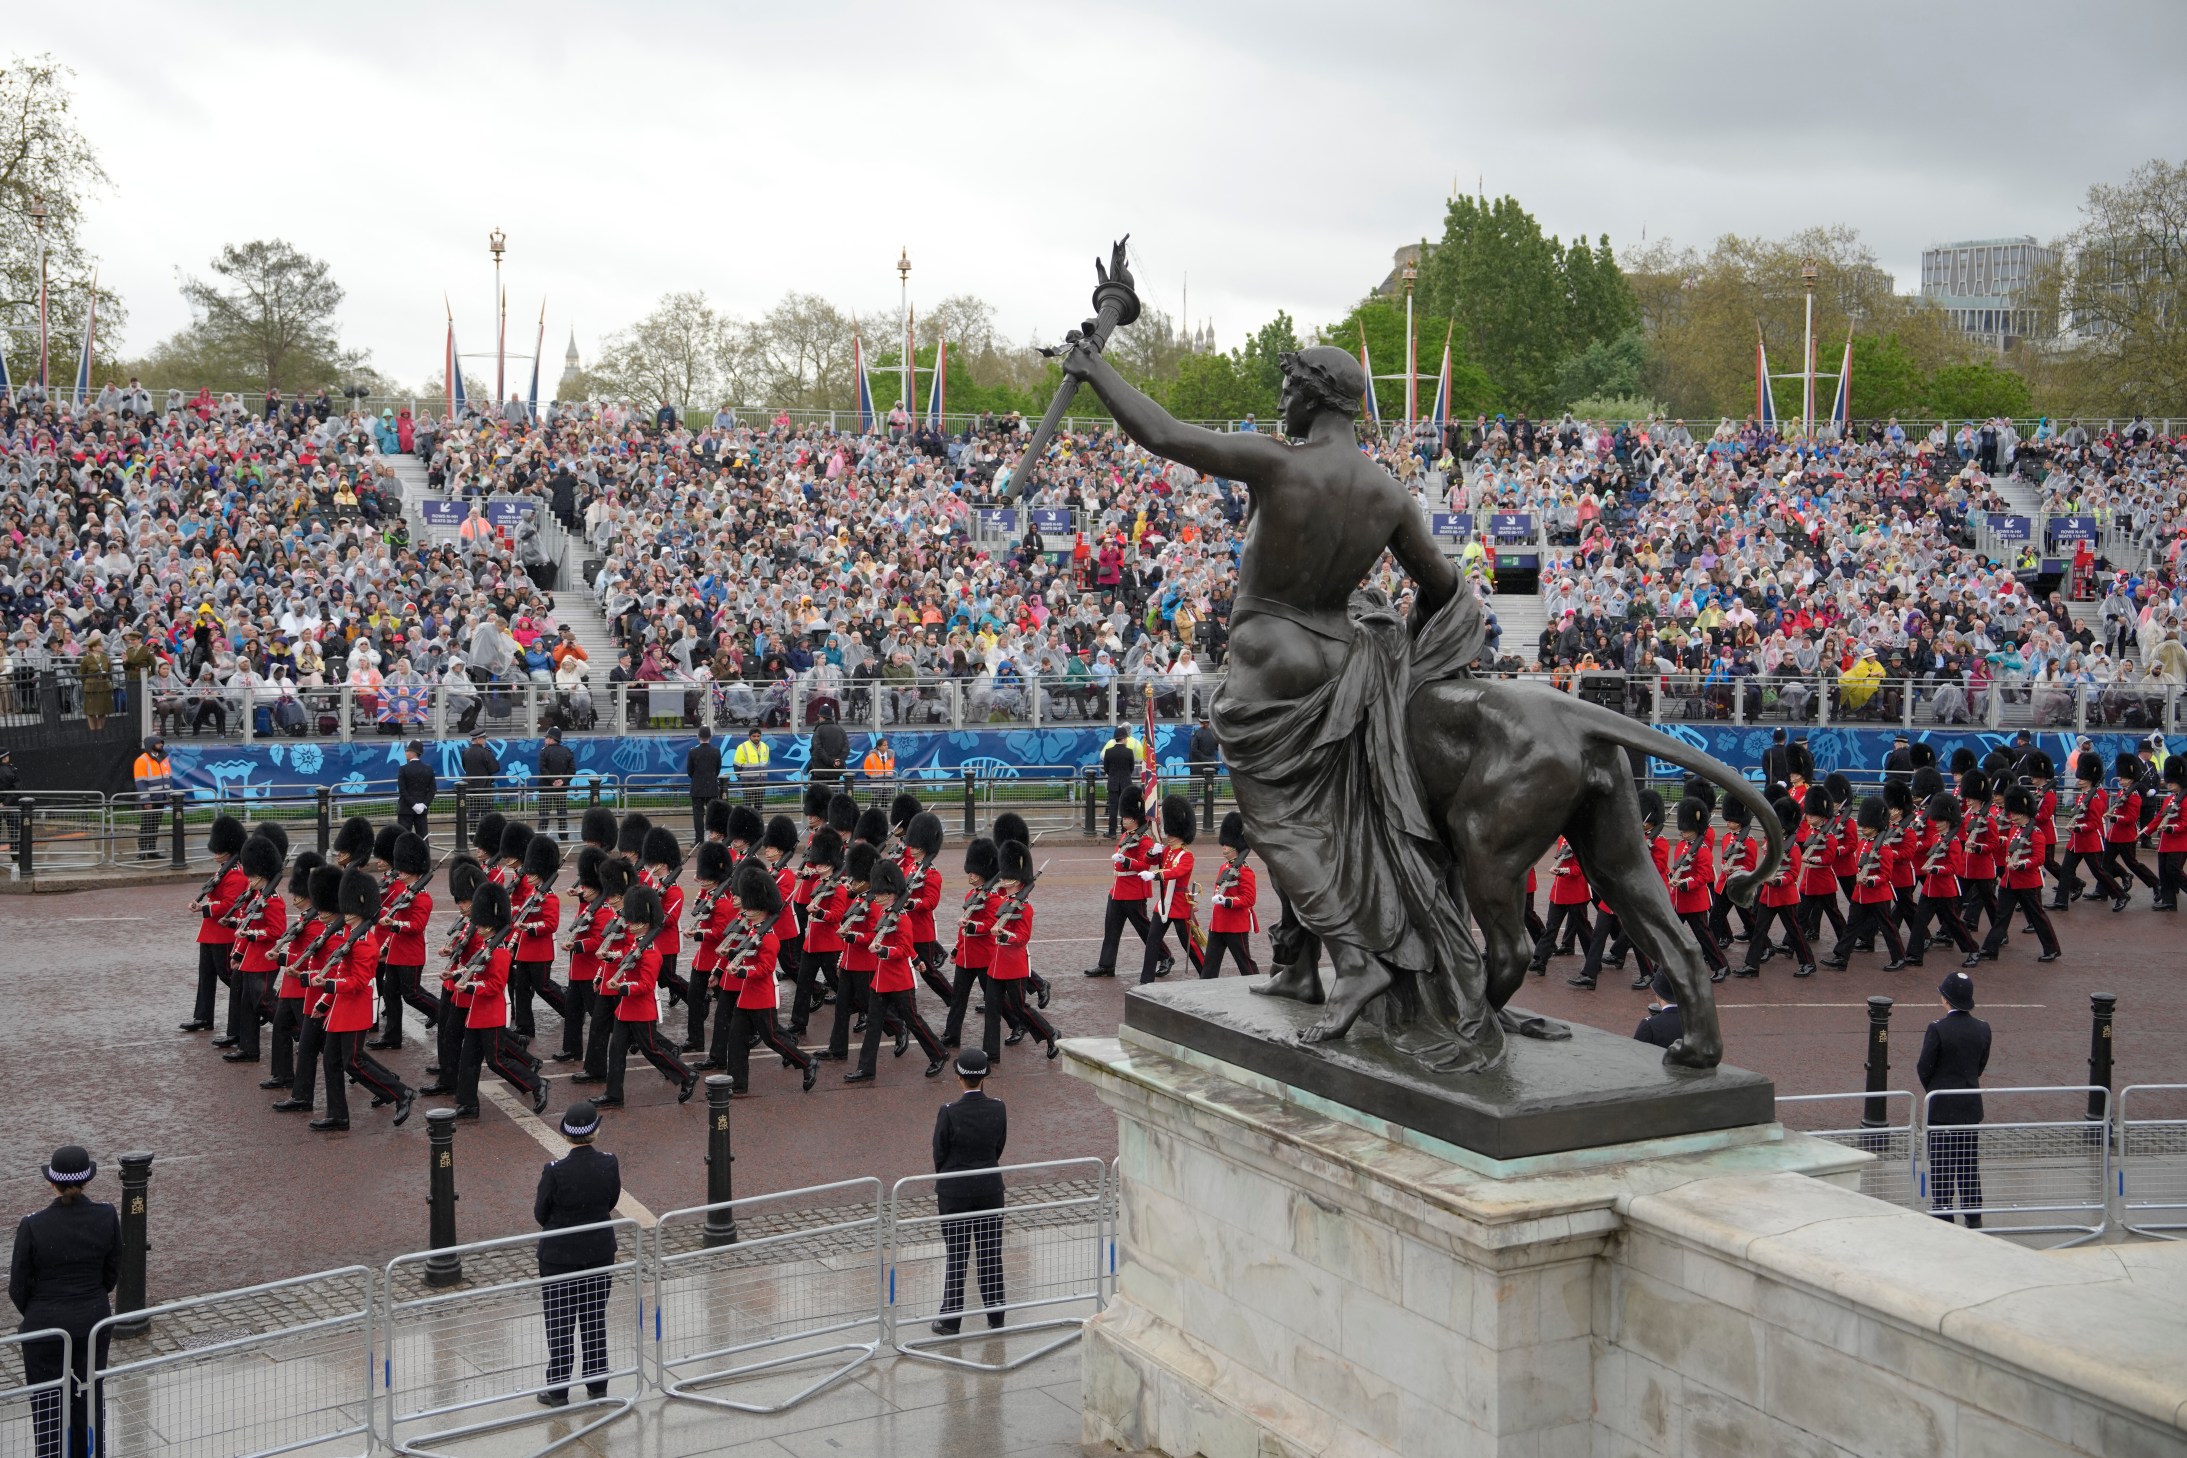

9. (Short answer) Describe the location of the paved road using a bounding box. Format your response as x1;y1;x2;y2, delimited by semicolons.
7;842;2176;1299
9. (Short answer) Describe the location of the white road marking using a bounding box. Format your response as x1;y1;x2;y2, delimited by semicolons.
66;916;150;922
480;1083;657;1228
1714;1002;2046;1010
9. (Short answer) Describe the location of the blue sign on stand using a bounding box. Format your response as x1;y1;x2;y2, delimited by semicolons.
1489;512;1534;541
974;508;1020;537
2047;514;2098;543
486;500;537;527
418;500;467;527
1029;507;1073;535
1987;514;2032;542
1429;512;1473;538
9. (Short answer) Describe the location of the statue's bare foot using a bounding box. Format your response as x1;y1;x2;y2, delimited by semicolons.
1297;964;1391;1044
1661;1033;1722;1070
1252;961;1323;1003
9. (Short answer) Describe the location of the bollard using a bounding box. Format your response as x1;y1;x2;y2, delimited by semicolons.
113;1152;155;1336
701;1075;738;1247
424;1109;463;1286
587;779;602;808
961;766;977;838
454;785;470;855
1083;767;1098;836
2087;992;2116;1122
1201;768;1216;831
315;786;333;854
15;797;32;880
1861;995;1894;1128
168;792;187;868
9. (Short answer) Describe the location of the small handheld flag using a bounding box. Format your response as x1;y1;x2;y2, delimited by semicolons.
1830;334;1853;432
1755;329;1776;430
527;300;546;420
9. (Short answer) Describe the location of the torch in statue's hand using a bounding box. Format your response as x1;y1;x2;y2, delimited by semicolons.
1003;236;1141;499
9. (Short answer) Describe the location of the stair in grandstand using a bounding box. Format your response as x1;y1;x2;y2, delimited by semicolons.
550;534;623;679
1493;591;1548;666
1986;467;2044;522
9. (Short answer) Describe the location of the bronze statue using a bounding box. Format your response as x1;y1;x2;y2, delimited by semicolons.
1015;247;1776;1073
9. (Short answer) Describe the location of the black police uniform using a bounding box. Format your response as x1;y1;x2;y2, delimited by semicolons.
10;1197;120;1458
1101;739;1136;836
931;1089;1008;1333
397;757;437;842
1632;1002;1683;1050
1918;1008;1992;1227
534;1144;622;1402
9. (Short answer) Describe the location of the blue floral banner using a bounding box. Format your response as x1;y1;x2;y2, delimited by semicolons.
167;724;2158;800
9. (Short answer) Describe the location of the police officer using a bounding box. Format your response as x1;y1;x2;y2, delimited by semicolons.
9;1145;121;1458
1631;969;1683;1049
537;728;576;841
396;740;437;844
684;734;722;843
132;734;172;861
534;1101;621;1408
1918;972;1991;1228
930;1049;1008;1336
1100;727;1136;836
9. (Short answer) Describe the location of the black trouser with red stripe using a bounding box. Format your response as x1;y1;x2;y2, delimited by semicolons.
561;981;597;1061
607;1019;689;1100
434;987;466;1085
1959;878;2001;942
511;959;567;1038
856;988;944;1076
1090;900;1152;973
1201;930;1259;977
1907;893;1979;959
942;958;987;1044
684;966;714;1049
656;953;689;1008
325;1029;408;1124
1139;918;1202;982
1529;903;1593;967
2103;841;2160;893
233;972;270;1058
1742;903;1812;971
915;939;953;1004
2057;848;2119;903
1678;910;1726;972
1983;888;2059;957
790;948;839;1036
193;941;229;1027
2158;851;2185;907
292;1017;330;1104
270;995;305;1085
981;974;1053;1062
1799;891;1845;943
458;1025;541;1109
724;1003;812;1089
1833;901;1905;963
378;961;435;1046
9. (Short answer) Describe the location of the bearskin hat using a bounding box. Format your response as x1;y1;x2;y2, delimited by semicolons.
905;810;945;860
1925;792;1961;826
853;808;890;845
807;826;844;869
1675;797;1709;835
249;820;290;859
2074;751;2103;784
240;833;284;883
1949;747;1979;776
1637;789;1665;828
1824;772;1854;807
575;845;607;892
580;806;618;849
1218;811;1248;850
2023;749;2056;780
728;804;765;847
735;860;782;915
704;798;733;839
1961;769;1992;803
2004;786;2037;818
844;841;879;884
1980;748;2018;780
1769;797;1802;836
1786;741;1815;780
963;836;999;880
333;814;374;864
888;792;923;829
287;850;324;900
1856;796;1887;833
1911;766;1945;799
803;783;834;821
338;867;380;920
1802;787;1833;818
372;824;401;868
641;825;681;869
600;856;636;901
1722;795;1752;828
763;814;799;857
2167;757;2187;790
1119;786;1146;825
391;830;431;877
1682;775;1717;816
1883;779;1914;814
2116;751;2143;781
309;864;345;915
827;792;860;834
695;840;733;884
472;811;506;860
994;812;1030;849
616;812;652;858
1160;794;1196;844
207;813;248;858
621;883;664;929
470;879;511;931
1909;741;1936;770
499;821;535;867
999;839;1035;884
448;853;485;905
870;859;908;899
524;833;562;882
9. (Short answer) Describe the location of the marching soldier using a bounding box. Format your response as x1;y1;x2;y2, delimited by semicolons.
787;827;848;1039
1528;836;1593;975
1574;791;1666;991
511;830;568;1042
450;879;550;1118
370;831;437;1051
943;838;1000;1047
225;832;288;1063
1083;788;1159;979
1201;812;1261;977
575;859;636;1085
821;844;891;1062
580;806;618;859
685;840;738;1055
370;825;400;879
306;867;416;1132
1885;779;1923;933
791;788;838;932
897;812;953;1006
1906;791;1979;966
1669;796;1726;981
422;855;486;1097
1709;795;1759;953
1825;773;1859;912
709;859;818;1093
2154;758;2187;912
264;852;324;1092
182;814;248;1035
2055;752;2121;910
756;814;806;999
1138;795;1202;982
473;813;509;884
275;866;345;1116
992;815;1051;1009
1826;797;1907;970
639;826;690;1010
1796;787;1845;948
985;840;1058;1063
329;815;375;872
595;881;697;1108
1957;771;2004;946
844;860;950;1083
556;848;615;1065
1741;798;1814;978
2105;751;2161;905
1976;789;2061;965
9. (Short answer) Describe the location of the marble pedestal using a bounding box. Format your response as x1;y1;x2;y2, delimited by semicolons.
1068;1028;2187;1458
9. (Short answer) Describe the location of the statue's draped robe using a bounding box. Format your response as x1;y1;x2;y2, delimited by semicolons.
1210;588;1500;1072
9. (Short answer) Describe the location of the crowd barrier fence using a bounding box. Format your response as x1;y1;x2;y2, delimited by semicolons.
0;1328;74;1458
1775;1091;1920;1209
2118;1083;2187;1239
1918;1085;2111;1247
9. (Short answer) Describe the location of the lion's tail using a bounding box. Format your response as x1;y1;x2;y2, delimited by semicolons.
1580;709;1784;908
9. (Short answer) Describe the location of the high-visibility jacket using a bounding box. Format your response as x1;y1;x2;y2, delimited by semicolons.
733;739;770;771
134;752;173;795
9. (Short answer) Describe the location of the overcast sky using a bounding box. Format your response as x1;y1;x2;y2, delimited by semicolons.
16;0;2186;391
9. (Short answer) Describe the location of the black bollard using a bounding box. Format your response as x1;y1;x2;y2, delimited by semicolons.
168;793;186;869
113;1152;155;1337
424;1110;463;1286
1201;769;1216;832
587;779;602;809
1861;995;1894;1128
1083;767;1098;836
15;796;32;880
961;767;977;838
315;786;332;855
454;785;470;855
2087;992;2116;1122
701;1075;738;1247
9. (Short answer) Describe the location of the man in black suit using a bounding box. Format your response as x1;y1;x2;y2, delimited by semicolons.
1918;973;1991;1228
684;735;722;843
1759;729;1791;796
537;728;576;840
397;740;437;845
931;1050;1008;1336
10;1145;120;1458
1101;727;1137;837
1631;970;1683;1050
1882;733;1914;785
534;1101;622;1407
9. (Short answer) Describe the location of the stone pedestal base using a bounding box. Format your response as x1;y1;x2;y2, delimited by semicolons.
1067;1030;2187;1458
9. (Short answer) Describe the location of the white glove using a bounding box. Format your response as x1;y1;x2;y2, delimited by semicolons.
411;802;427;815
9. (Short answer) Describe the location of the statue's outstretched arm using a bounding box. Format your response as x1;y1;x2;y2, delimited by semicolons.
1389;497;1458;624
1066;349;1287;485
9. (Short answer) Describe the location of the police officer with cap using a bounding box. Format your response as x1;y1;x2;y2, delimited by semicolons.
10;1145;121;1457
1919;972;1991;1228
1631;969;1683;1050
930;1049;1008;1336
534;1100;620;1408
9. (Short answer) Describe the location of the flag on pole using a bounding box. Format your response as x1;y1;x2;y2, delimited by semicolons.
495;288;508;407
0;329;11;399
852;323;876;434
71;273;96;407
1427;324;1454;432
1755;329;1776;429
925;338;946;431
1140;687;1159;803
1829;334;1853;431
1358;324;1380;430
527;300;546;420
445;301;467;419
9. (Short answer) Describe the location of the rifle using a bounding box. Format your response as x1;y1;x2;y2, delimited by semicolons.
306;920;380;1019
599;920;666;996
2004;819;2037;874
1669;841;1698;893
1920;824;1956;877
989;860;1054;943
191;853;239;913
379;854;451;932
1855;829;1890;889
510;870;558;943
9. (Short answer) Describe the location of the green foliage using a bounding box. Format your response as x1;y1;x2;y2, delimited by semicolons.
1323;296;1493;423
1847;333;1928;419
1162;350;1264;422
1554;327;1651;408
1923;360;2033;420
1563;394;1665;423
1239;311;1300;401
150;239;355;394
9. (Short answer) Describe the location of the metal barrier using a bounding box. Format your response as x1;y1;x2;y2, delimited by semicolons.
886;1158;1110;1373
380;1219;642;1457
88;1267;373;1458
2118;1083;2187;1239
8;791;109;877
649;1178;885;1414
0;1328;74;1458
1775;1092;1919;1209
1920;1086;2111;1247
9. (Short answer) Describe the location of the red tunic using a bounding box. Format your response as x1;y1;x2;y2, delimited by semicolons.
645;873;683;958
278;909;323;999
1830;815;1859;879
2034;790;2059;851
2157;794;2187;854
464;945;512;1029
443;926;479;1010
567;901;612;985
1850;835;1895;904
2001;822;2045;891
1668;838;1713;916
1757;838;1802;909
198;865;246;945
378;880;433;966
771;863;800;944
904;862;942;944
322;927;381;1034
2067;789;2107;855
514;880;561;963
867;915;920;995
1153;846;1195;922
2106;789;2142;845
1888;824;1920;890
989;898;1033;981
235;891;287;974
805;881;851;955
953;885;996;969
1962;809;1999;880
839;896;882;974
689;884;736;974
600;931;661;1021
1110;832;1155;901
1209;861;1259;933
1547;844;1591;906
724;924;780;1009
1798;822;1840;896
1918;826;1964;899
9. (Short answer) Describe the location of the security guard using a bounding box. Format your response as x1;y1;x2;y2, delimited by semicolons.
1919;972;1991;1228
534;1101;621;1408
132;734;172;861
9;1145;121;1458
930;1049;1008;1336
732;728;770;808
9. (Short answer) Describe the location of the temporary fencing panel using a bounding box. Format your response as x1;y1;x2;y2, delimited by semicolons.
1775;1092;1919;1208
2118;1083;2187;1238
380;1219;641;1457
16;792;111;874
649;1178;885;1414
887;1158;1110;1372
1920;1086;2110;1247
88;1267;374;1458
0;1329;73;1458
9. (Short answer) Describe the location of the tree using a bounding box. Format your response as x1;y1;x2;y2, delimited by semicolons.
1162;349;1261;423
0;54;125;383
1846;333;1928;419
2040;156;2187;412
1923;361;2032;420
592;290;740;408
747;291;853;409
1239;310;1301;401
169;239;350;392
1554;327;1651;408
1323;296;1493;424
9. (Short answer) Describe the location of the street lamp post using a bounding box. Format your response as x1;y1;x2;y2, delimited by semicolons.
896;247;912;423
489;228;507;410
1800;258;1819;438
1402;259;1418;434
30;194;49;391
